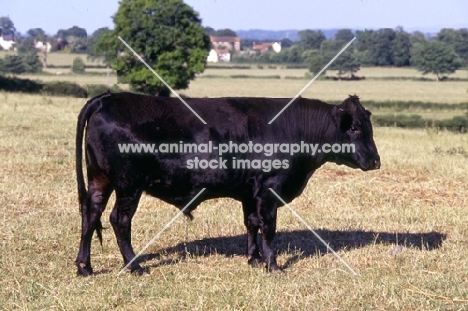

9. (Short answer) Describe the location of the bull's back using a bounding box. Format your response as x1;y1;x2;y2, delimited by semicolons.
84;94;288;202
91;94;300;145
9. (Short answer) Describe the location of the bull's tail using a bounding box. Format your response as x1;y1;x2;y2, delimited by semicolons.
76;92;111;207
76;92;112;246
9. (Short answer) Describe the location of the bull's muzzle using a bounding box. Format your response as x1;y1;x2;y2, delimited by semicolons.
361;154;380;171
373;156;381;170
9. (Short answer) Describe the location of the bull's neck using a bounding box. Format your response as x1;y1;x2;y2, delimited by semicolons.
295;101;336;143
285;101;338;170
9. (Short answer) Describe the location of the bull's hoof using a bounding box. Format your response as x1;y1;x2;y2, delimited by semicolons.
247;256;263;267
130;267;148;276
125;263;147;276
76;262;93;276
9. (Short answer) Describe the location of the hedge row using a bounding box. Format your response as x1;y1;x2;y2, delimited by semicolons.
329;99;468;112
47;64;107;69
0;75;121;98
206;65;251;69
230;74;281;79
372;113;468;132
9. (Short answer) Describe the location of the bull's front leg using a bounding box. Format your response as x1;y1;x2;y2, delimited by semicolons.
257;197;281;272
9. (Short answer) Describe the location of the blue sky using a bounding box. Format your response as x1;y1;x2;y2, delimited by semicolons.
3;0;467;36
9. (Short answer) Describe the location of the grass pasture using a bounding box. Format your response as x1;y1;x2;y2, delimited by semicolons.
1;91;468;310
1;56;468;309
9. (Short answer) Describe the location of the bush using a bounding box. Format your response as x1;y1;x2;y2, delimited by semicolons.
436;115;468;132
0;52;43;74
72;57;86;74
329;100;468;112
372;113;468;132
0;75;43;93
206;65;251;69
0;76;125;98
230;74;281;79
372;114;427;128
42;81;88;97
22;52;43;73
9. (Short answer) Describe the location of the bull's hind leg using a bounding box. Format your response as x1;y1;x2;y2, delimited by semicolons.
109;190;143;274
75;177;113;276
242;199;262;266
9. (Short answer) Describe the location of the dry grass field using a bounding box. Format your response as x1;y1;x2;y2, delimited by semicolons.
0;85;468;310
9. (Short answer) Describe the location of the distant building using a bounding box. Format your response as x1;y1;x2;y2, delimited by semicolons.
207;49;219;62
210;36;241;51
207;48;231;63
34;40;52;53
207;36;241;62
0;34;16;51
252;41;281;53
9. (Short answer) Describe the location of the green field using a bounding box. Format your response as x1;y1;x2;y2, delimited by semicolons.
1;54;468;309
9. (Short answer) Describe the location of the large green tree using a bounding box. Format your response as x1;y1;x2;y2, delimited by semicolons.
412;41;461;81
96;0;210;96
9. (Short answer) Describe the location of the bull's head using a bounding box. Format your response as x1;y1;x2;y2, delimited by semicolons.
331;95;380;171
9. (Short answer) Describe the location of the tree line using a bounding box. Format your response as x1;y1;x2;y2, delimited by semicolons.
232;27;467;80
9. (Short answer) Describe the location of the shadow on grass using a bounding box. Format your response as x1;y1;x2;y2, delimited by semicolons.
137;229;446;271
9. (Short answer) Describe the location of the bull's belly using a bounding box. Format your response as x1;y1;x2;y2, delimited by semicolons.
142;170;250;207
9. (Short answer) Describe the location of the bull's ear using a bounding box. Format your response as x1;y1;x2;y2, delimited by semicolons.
332;106;353;132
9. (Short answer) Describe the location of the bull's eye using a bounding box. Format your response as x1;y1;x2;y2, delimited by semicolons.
350;126;358;132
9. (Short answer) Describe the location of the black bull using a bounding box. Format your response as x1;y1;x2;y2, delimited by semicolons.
75;92;380;275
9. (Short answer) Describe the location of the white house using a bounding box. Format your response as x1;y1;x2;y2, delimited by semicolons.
35;40;52;53
272;42;282;53
207;49;219;62
0;35;16;50
207;48;231;63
